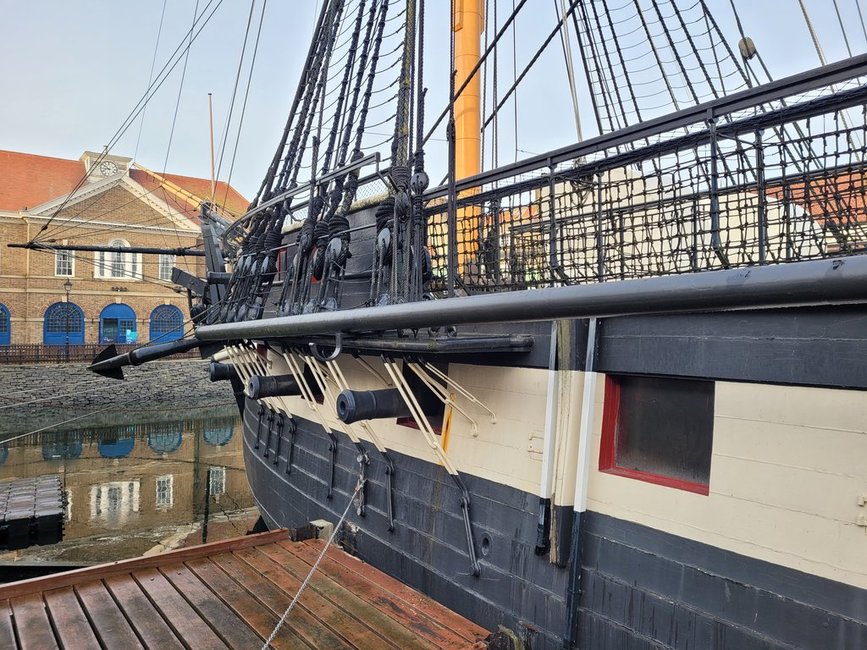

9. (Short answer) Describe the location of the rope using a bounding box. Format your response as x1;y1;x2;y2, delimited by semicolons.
134;0;169;161
260;482;362;649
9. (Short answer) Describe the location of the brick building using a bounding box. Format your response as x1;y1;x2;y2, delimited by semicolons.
0;149;247;346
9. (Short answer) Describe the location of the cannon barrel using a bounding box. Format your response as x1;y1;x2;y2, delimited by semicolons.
247;374;303;400
208;362;239;383
336;388;412;424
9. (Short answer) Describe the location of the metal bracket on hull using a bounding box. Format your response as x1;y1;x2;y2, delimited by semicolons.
309;333;343;362
254;404;265;449
324;357;398;531
273;412;284;466
382;358;481;576
263;408;275;458
284;416;297;475
282;351;338;500
355;450;369;517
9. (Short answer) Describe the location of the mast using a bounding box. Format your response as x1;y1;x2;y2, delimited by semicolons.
453;0;483;180
452;0;484;277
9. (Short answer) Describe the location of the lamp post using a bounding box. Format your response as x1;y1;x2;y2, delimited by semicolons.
63;279;72;361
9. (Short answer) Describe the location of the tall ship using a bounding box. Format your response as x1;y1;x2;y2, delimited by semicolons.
71;1;867;647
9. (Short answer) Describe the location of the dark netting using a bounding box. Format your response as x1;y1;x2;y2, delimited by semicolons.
425;78;867;294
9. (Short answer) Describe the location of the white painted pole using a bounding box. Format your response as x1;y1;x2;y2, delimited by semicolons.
539;321;559;500
573;317;597;513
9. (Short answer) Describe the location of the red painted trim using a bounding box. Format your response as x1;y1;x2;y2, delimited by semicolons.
598;375;620;471
598;374;709;496
601;465;710;495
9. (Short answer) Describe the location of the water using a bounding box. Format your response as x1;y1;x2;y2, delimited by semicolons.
0;404;256;563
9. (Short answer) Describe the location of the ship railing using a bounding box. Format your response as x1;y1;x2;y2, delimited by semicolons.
221;153;388;257
0;344;200;365
423;54;867;294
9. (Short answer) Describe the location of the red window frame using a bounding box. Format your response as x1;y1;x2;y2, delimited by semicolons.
599;375;710;495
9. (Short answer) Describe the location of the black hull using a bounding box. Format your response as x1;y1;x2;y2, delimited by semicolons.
242;398;867;650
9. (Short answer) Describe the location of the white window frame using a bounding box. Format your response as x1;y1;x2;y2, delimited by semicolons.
54;248;74;277
94;239;142;280
209;466;226;496
158;254;176;282
155;474;174;509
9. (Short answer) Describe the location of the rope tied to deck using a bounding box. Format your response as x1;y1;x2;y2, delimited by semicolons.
261;481;363;649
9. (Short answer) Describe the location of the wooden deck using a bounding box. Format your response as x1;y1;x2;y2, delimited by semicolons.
0;530;489;649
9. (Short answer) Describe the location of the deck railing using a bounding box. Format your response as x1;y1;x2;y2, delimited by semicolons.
424;54;867;295
0;344;200;365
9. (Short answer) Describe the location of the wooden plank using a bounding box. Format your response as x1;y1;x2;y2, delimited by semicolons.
185;558;307;650
132;568;227;649
0;600;18;650
209;551;351;650
240;546;431;650
0;530;289;601
43;587;100;649
10;593;59;650
104;575;184;650
272;541;480;648
159;563;263;649
289;540;488;643
74;581;144;650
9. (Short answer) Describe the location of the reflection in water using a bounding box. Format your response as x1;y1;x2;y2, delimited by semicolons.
42;441;83;461
0;408;253;550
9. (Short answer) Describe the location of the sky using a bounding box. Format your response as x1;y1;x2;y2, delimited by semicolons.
1;1;864;202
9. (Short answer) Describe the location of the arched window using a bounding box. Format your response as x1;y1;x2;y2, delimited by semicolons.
94;239;141;280
43;302;84;345
0;304;10;345
203;418;235;446
99;304;137;344
147;422;183;454
149;305;184;342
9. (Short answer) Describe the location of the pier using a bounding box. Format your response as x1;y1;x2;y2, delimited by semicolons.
0;529;489;648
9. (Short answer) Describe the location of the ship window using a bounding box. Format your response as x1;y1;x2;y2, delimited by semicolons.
396;362;447;434
599;375;714;495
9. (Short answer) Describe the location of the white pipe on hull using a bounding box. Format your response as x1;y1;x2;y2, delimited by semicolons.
573;317;598;514
539;322;560;501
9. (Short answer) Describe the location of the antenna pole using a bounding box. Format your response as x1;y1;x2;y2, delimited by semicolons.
208;92;216;203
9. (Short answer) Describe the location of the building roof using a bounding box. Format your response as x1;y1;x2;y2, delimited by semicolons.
0;150;84;212
129;168;248;221
0;530;489;649
0;149;248;218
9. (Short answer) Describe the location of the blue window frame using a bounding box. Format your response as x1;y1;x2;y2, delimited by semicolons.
43;302;84;345
0;304;10;345
149;305;184;342
100;304;137;344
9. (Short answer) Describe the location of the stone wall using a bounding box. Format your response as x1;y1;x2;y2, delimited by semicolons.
0;359;236;436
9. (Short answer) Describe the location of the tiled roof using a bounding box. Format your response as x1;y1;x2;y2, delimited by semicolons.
128;169;248;221
0;150;84;212
0;149;248;218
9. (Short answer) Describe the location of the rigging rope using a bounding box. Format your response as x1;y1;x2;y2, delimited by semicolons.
260;482;363;650
222;0;268;208
134;0;169;162
214;0;259;194
32;0;226;243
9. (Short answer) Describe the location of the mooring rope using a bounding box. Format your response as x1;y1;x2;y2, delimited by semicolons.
261;482;362;649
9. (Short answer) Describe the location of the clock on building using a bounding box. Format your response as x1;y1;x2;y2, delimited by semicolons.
99;160;119;176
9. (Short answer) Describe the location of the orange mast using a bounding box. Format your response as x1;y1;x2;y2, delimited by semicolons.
453;0;483;181
452;0;484;274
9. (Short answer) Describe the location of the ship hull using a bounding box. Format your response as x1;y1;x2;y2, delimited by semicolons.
242;394;867;649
